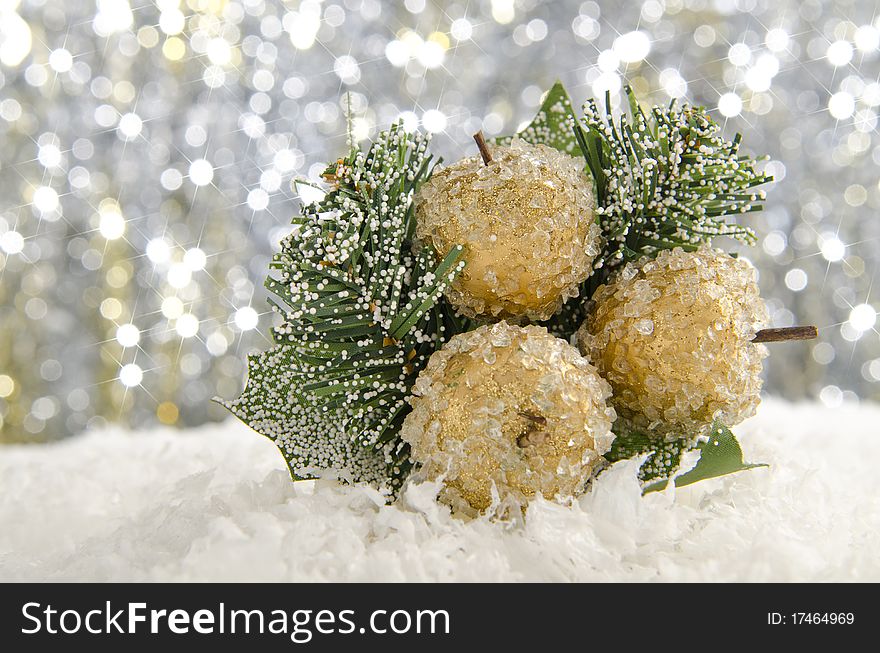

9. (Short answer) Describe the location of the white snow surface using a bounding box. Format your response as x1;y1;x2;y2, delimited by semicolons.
1;398;878;582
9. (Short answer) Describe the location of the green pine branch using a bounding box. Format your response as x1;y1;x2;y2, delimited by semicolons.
221;124;471;490
580;86;771;287
546;84;773;338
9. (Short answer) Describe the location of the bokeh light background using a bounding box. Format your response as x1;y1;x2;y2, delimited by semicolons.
1;0;878;443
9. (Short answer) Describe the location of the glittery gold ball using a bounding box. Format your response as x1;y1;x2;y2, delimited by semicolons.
577;247;769;433
401;321;615;517
414;138;600;321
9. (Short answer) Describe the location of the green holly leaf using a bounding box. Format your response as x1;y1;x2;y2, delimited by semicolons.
606;420;767;493
492;80;580;155
645;422;767;493
217;345;396;488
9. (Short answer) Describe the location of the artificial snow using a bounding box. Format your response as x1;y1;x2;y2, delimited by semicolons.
1;398;878;582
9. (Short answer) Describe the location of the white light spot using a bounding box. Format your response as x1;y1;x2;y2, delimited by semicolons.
251;69;275;93
161;296;184;319
99;209;125;240
841;322;861;342
234;306;259;331
33;186;60;213
765;28;789;52
727;43;751;67
118;112;143;139
820;235;846;262
763;231;786;256
451;18;473;41
183;247;206;271
203;65;225;89
116;323;141;348
176;313;199;338
592;71;621;96
385;40;409;67
1;98;24;122
526;19;548;42
146;238;171;264
784;268;808;292
260;169;282;192
812;342;835;365
819;385;842;408
757;53;780;76
855;25;880;52
38;144;62;169
849;303;877;332
159;9;185;36
119;363;143;387
94;0;133;36
418;41;445;69
160;168;183;190
351;117;370;142
188;158;214;186
274;148;301;172
207;38;232;65
826;40;854;67
597;49;619;72
491;0;515;24
167;263;192;288
613;31;650;63
206;331;228;356
718;92;742;117
247;188;269;211
287;6;320;50
865;83;880;107
0;230;25;255
422;109;447;133
241;113;266;139
745;67;772;92
572;15;599;41
186;126;208;148
398;111;419;132
49;48;73;73
746;54;779;92
829;92;855;119
334;55;361;84
0;11;32;67
659;68;687;98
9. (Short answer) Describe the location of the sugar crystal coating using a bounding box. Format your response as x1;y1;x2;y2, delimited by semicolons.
401;321;616;517
414;138;600;321
577;246;769;433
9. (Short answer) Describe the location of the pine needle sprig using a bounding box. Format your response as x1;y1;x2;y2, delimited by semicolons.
579;86;772;291
222;124;469;489
548;85;772;337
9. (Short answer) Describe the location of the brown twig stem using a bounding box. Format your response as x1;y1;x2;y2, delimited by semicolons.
752;326;818;343
473;130;493;165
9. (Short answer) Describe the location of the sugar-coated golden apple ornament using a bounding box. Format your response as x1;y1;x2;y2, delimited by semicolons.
414;137;601;321
401;321;616;517
577;246;770;433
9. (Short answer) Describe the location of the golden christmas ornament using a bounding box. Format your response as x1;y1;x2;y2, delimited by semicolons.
401;321;615;517
577;246;769;433
414;137;600;321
